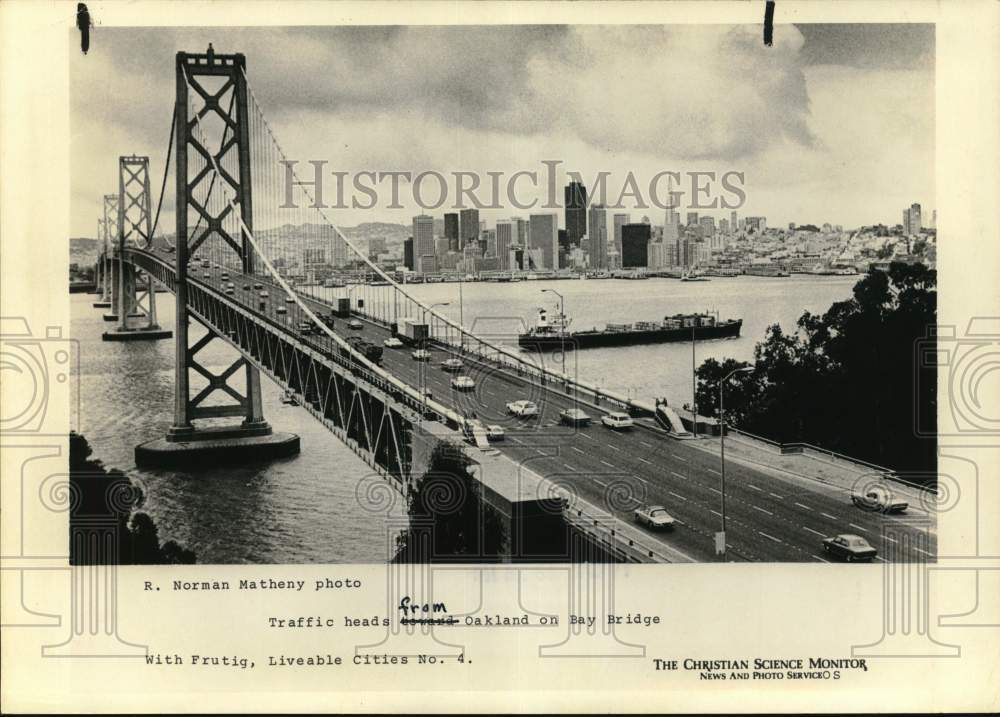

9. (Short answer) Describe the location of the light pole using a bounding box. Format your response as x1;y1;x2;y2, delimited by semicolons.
717;365;753;561
541;288;566;379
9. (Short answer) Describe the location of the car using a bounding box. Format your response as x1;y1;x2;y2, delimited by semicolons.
633;504;676;531
411;349;431;361
202;272;211;278
441;358;463;372
221;272;229;279
348;319;363;329
285;296;295;304
601;411;634;430
485;424;505;441
201;260;210;268
451;376;476;391
506;400;539;417
276;306;287;314
297;320;314;335
383;337;403;348
253;283;263;290
226;282;235;289
224;288;234;295
851;483;908;514
259;290;269;298
242;284;251;290
560;408;591;426
822;534;877;562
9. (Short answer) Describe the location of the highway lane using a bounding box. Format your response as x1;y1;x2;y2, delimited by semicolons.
172;257;936;563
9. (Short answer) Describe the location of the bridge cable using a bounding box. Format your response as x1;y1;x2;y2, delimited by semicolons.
149;107;176;245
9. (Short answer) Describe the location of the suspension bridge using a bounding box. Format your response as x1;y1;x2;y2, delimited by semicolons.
88;46;936;564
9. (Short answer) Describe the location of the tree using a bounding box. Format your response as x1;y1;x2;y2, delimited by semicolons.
69;432;196;564
394;441;506;562
696;263;936;480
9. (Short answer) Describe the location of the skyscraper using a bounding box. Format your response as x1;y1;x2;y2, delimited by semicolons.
564;181;587;246
495;220;515;271
612;213;630;257
730;210;738;232
459;208;479;247
403;237;414;271
444;213;459;252
621;223;651;268
528;213;559;270
699;216;716;235
412;214;435;273
903;203;922;235
587;204;608;270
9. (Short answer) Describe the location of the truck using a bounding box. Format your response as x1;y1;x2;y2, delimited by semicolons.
342;335;384;364
393;318;429;346
332;297;352;318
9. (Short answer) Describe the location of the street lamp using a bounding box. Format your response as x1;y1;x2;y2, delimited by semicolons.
540;288;566;379
717;365;754;561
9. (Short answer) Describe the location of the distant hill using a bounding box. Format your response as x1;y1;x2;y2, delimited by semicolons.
69;237;99;265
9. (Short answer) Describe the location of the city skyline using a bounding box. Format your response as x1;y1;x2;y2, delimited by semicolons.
71;24;934;237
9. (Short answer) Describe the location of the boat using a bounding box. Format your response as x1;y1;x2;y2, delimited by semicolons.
518;308;742;350
680;270;710;282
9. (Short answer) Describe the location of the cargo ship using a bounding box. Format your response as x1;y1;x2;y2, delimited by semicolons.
518;308;741;350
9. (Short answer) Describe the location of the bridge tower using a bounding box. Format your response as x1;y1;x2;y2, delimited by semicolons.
91;194;117;309
102;155;172;341
137;46;298;465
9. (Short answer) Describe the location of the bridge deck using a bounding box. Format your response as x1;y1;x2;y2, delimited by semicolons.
140;249;936;564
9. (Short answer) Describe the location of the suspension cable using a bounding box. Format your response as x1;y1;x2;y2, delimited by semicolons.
150;108;176;243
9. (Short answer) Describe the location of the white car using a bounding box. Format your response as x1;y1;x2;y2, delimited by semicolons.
601;411;634;430
851;483;908;514
285;296;295;304
411;349;431;361
506;400;539;417
560;408;591;426
451;375;475;391
633;504;676;531
485;425;505;441
259;290;269;298
348;319;363;329
276;306;287;314
383;337;403;348
441;358;463;372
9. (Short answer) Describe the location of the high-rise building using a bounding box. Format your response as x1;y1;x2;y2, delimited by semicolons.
444;212;460;252
587;204;608;270
433;217;444;237
612;213;630;257
412;214;435;273
903;203;922;235
699;216;716;235
719;218;730;234
745;216;767;233
459;208;480;246
648;241;666;269
495;220;515;271
513;217;529;246
484;229;497;257
403;237;414;271
686;212;699;227
621;223;651;268
528;213;559;270
565;181;587;246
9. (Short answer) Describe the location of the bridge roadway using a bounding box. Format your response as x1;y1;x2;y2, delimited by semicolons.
161;253;937;563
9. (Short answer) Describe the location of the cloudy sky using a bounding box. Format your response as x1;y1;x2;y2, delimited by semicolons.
70;23;934;237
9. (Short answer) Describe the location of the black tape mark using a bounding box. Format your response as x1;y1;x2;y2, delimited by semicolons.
76;3;92;55
763;1;775;47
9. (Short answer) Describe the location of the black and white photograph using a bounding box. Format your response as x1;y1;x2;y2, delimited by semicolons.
2;1;998;714
66;21;938;565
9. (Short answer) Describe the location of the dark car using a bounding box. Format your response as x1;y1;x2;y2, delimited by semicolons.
822;534;877;562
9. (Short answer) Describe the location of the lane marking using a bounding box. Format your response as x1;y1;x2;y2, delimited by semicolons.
580;433;595;441
748;484;762;492
812;554;830;563
600;460;615;468
607;443;621;452
671;454;688;462
752;505;773;516
571;446;585;455
710;509;721;517
759;531;781;543
562;463;576;471
638;457;653;465
848;523;869;533
594;479;608;487
803;526;826;537
640;441;653;448
821;512;839;521
670;471;686;480
768;492;784;500
885;536;897;543
709;487;721;494
707;468;721;475
915;547;933;557
668;491;687;502
795;502;813;511
874;556;887;563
